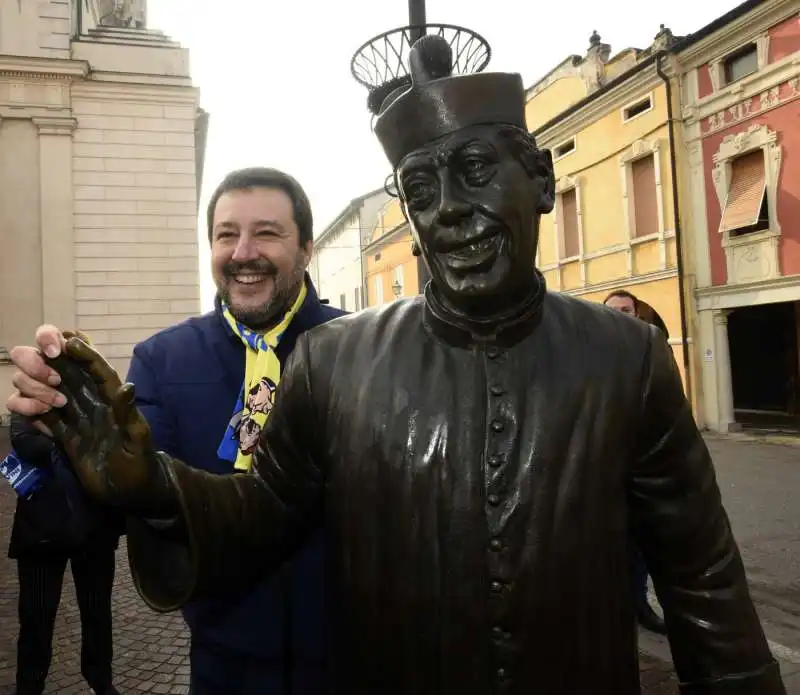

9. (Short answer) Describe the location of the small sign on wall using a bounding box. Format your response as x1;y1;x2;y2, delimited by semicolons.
704;348;713;364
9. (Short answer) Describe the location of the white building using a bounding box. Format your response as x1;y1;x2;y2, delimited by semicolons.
0;0;207;422
310;187;389;311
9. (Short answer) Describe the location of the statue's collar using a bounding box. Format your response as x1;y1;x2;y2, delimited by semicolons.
422;271;546;348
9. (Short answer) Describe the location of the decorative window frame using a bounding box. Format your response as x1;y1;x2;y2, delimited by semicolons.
708;33;770;92
619;138;666;271
553;175;585;282
620;92;654;123
553;136;577;162
711;123;782;249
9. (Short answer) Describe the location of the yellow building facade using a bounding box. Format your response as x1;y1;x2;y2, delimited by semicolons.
528;29;699;412
364;198;420;306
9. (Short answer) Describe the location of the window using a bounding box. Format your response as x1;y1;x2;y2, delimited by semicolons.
553;138;575;160
631;155;659;238
559;188;580;259
720;150;768;237
340;293;347;311
623;96;652;122
354;286;361;311
619;139;664;243
374;275;384;305
724;44;758;85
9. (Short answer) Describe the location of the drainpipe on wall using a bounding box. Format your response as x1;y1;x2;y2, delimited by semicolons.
359;213;367;310
656;51;693;408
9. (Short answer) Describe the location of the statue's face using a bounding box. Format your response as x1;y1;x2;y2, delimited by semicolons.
397;125;554;313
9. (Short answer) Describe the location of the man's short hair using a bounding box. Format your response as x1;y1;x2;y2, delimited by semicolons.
603;289;639;311
604;290;670;339
206;167;313;246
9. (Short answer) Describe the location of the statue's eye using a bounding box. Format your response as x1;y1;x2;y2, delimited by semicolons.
464;157;486;172
402;175;435;210
461;156;494;186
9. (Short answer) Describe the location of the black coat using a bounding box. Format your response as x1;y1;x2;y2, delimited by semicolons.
8;415;124;559
128;281;782;694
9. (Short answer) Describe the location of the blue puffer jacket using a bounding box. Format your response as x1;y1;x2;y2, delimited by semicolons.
126;278;345;694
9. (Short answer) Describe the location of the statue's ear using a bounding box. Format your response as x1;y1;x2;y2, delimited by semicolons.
536;149;555;214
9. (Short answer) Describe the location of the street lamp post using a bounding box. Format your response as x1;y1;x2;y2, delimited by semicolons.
408;0;426;43
408;0;431;294
391;278;403;298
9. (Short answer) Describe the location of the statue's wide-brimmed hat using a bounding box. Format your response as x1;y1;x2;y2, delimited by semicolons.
359;32;527;168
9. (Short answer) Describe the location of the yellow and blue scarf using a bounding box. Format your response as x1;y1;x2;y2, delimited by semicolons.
217;282;308;472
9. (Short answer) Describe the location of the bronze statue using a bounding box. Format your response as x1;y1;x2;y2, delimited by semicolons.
10;31;785;695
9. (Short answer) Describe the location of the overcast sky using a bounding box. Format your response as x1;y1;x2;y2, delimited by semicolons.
147;0;743;308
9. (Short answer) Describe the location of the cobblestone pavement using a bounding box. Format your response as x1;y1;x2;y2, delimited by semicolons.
0;428;679;694
0;430;190;695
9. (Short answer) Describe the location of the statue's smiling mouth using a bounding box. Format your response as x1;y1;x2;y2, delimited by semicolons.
440;230;503;271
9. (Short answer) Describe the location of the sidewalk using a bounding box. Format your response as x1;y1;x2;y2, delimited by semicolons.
704;429;800;448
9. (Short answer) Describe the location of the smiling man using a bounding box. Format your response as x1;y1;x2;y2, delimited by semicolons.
9;167;346;695
129;168;344;694
7;33;785;695
127;167;345;695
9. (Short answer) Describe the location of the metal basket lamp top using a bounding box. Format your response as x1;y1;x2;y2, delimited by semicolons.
351;24;491;115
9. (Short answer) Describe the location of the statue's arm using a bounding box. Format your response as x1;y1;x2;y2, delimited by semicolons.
127;334;324;612
630;330;785;694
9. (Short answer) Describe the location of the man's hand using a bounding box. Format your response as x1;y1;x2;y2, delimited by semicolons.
7;326;93;435
7;325;69;423
41;337;176;517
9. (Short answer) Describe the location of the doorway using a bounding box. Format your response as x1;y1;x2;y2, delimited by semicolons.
728;301;800;426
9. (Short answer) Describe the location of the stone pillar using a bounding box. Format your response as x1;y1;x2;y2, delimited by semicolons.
712;309;737;432
34;117;77;331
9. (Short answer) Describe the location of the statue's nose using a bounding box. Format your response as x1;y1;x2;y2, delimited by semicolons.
435;180;472;227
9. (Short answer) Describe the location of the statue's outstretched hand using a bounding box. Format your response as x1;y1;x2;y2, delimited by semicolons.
39;337;177;518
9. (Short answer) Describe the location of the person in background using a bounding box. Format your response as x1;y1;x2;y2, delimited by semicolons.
603;289;668;635
8;411;123;695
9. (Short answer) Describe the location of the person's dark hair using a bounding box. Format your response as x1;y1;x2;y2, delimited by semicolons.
206;167;313;246
603;289;639;312
604;289;670;339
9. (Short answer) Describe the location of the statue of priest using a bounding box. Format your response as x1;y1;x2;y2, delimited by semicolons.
10;31;785;695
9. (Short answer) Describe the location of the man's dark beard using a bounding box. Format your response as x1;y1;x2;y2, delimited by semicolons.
219;256;306;331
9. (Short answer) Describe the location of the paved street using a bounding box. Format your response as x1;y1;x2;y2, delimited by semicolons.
2;429;797;693
0;430;191;694
637;435;800;693
706;436;800;655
